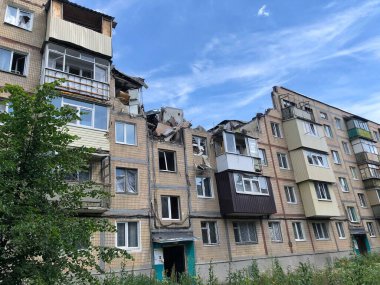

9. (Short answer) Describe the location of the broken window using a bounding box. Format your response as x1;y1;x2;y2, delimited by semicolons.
161;196;180;220
0;48;27;75
5;5;33;31
192;136;207;156
159;150;176;172
66;168;91;182
116;168;137;194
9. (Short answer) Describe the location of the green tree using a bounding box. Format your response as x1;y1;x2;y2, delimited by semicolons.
0;82;130;284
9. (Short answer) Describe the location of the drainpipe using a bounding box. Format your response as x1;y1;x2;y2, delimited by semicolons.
182;128;192;229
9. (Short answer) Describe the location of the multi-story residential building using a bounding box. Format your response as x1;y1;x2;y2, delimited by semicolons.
1;0;380;282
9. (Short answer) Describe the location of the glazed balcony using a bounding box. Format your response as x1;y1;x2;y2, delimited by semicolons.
346;118;373;141
44;68;110;100
215;171;276;216
355;152;380;165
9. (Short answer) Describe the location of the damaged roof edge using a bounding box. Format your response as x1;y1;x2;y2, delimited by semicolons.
112;67;148;89
45;0;117;25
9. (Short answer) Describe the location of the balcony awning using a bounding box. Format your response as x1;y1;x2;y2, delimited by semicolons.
349;227;366;235
152;231;197;244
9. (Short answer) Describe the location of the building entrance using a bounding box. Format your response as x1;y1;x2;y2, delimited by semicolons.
163;245;185;279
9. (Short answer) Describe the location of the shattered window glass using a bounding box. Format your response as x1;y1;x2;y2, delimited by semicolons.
159;150;176;172
192;136;207;156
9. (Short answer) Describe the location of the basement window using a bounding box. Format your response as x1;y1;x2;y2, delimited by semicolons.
0;47;27;75
5;5;33;31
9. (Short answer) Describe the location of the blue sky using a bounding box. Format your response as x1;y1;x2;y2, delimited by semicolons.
76;0;380;129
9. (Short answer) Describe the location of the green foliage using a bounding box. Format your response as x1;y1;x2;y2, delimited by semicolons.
0;82;131;284
102;253;380;285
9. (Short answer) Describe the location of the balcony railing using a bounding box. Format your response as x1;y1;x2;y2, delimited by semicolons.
76;183;110;214
216;153;262;173
44;68;110;100
348;128;373;141
282;106;314;121
355;152;380;165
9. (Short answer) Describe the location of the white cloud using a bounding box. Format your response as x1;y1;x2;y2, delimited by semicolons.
142;0;380;126
257;5;270;17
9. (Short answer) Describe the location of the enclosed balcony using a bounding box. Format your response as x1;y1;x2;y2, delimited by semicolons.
283;118;328;152
43;43;110;100
298;181;340;218
366;189;380;218
359;164;380;189
346;117;373;141
46;0;114;57
352;139;380;165
214;131;262;173
215;172;276;216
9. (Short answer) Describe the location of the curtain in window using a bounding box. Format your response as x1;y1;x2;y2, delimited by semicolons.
126;170;137;193
128;222;138;247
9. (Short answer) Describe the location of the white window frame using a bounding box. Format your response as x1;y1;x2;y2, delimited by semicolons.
304;122;319;137
331;150;341;164
271;122;282;138
233;222;258;244
115;221;140;251
377;189;380;202
312;223;330;240
5;5;34;31
258;148;268;166
234;173;269;195
161;196;180;220
115;168;138;194
358;193;368;208
292;222;306;241
192;136;208;156
335;117;343;130
305;151;329;168
315;182;331;201
336;222;346;239
347;206;359;223
201;221;219;245
350;166;359;180
0;47;29;76
338;177;349;193
367;222;376;237
158;150;176;172
285;186;297;204
373;130;380;142
324;125;333;138
268;221;283;242
115;121;136;145
277;152;289;169
342;141;351;155
196;177;213;198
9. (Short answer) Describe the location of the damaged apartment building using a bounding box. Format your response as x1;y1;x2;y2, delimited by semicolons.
1;0;380;282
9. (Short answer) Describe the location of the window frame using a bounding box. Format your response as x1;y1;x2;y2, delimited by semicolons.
347;206;359;223
271;122;282;138
312;223;330;240
358;193;368;208
331;150;341;164
115;121;137;145
349;166;359;180
268;221;283;242
304;121;319;137
0;47;28;76
233;222;258;244
115;168;138;194
324;124;333;138
367;222;376;237
277;152;289;169
115;221;140;251
201;221;219;245
320;112;328;120
338;177;350;193
258;148;268;166
233;173;269;195
342;141;351;155
315;182;331;201
335;117;343;130
336;222;346;239
285;186;297;204
158;150;176;172
305;151;329;168
192;135;208;156
4;5;34;31
292;222;306;241
161;196;180;220
196;176;213;198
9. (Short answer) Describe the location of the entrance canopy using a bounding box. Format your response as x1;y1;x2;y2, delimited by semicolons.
152;230;197;243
